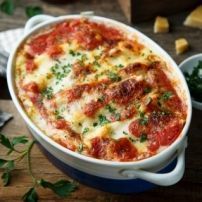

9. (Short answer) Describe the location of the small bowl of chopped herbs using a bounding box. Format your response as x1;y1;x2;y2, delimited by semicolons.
179;53;202;110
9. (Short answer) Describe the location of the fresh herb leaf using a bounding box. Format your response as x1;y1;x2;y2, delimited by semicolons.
139;112;148;125
22;187;39;202
0;159;7;168
0;133;12;150
0;0;14;15
129;137;136;143
105;104;116;113
54;110;63;120
69;49;75;56
25;6;43;18
97;96;105;103
93;122;98;127
93;60;101;68
184;60;202;101
160;91;173;101
12;136;28;146
107;71;121;82
123;131;128;135
7;160;14;171
82;127;89;134
42;87;53;99
77;143;83;153
140;133;148;142
116;64;124;68
143;87;152;94
98;114;110;125
39;179;77;198
51;63;71;83
1;171;11;186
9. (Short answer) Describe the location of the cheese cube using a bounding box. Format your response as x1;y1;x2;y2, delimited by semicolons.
184;5;202;29
175;38;189;55
154;16;169;33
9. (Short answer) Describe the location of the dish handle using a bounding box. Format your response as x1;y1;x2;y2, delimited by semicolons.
120;138;187;186
24;14;55;34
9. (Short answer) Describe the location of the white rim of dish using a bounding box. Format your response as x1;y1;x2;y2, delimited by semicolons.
7;15;192;167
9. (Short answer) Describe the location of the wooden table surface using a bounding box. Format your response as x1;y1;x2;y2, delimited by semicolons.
0;0;202;201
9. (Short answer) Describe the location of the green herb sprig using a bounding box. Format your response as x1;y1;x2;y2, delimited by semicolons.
0;0;43;18
184;60;202;102
0;133;77;202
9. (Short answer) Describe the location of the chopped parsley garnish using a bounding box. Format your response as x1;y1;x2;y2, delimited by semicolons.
69;49;76;56
51;63;71;83
143;87;152;94
82;127;89;134
105;104;120;121
77;143;83;153
98;96;105;103
98;114;110;125
123;131;128;135
139;112;148;125
105;104;116;113
116;64;124;68
107;71;122;82
93;122;98;127
184;60;202;101
160;91;173;101
42;87;53;99
140;133;148;142
93;60;101;67
54;110;63;119
129;137;136;143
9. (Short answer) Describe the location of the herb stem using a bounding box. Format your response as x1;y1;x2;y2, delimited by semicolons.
26;140;37;185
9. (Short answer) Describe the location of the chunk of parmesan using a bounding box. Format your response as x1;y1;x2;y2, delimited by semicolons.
184;5;202;29
175;38;189;55
154;16;169;33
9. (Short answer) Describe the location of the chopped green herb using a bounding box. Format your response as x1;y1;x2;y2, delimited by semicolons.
78;122;82;127
93;122;98;127
42;87;53;99
69;50;76;56
93;60;101;67
144;87;152;94
51;63;71;83
184;60;202;101
54;110;63;120
97;96;105;103
76;52;81;56
25;6;43;18
116;64;124;68
140;133;148;142
139;112;148;125
77;144;83;153
82;127;89;134
123;131;128;135
160;91;173;101
129;137;136;143
98;114;110;125
105;104;116;113
107;71;122;82
0;0;14;15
